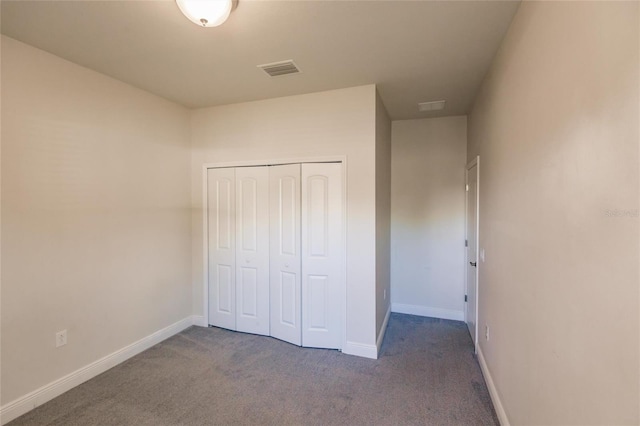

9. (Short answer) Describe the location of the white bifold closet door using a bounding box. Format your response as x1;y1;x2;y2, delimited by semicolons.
301;163;343;349
208;162;342;349
208;166;270;335
269;164;302;346
207;167;236;330
235;167;270;336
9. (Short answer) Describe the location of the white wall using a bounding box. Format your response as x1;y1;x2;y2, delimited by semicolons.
468;2;639;424
1;36;192;405
375;90;391;339
390;117;467;320
190;85;380;352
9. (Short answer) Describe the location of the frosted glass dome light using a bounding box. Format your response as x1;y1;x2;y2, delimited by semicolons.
176;0;233;27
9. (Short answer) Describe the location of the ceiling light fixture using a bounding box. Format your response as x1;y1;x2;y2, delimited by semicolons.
176;0;236;28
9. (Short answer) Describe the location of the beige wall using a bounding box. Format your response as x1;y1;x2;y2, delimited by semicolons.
190;85;380;350
375;90;392;337
468;2;639;424
1;37;192;404
390;117;467;319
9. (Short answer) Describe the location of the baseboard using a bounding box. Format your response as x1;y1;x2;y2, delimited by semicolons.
342;341;378;359
391;303;464;321
191;314;207;327
0;316;193;425
376;304;391;355
477;346;510;426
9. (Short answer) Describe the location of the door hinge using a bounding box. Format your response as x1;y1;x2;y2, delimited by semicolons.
466;184;469;192
464;295;468;302
465;239;468;247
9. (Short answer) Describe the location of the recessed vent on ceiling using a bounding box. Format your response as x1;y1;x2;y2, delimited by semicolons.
418;100;446;112
257;60;301;77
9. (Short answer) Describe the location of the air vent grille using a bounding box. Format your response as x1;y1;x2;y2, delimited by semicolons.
418;100;446;112
258;60;301;77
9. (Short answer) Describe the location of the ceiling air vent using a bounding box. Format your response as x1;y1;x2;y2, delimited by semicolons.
257;60;301;77
418;100;446;112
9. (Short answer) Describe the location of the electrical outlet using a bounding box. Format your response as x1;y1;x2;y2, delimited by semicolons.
485;325;490;341
383;289;387;300
56;330;67;348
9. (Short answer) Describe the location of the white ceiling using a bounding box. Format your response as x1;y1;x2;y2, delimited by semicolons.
1;0;520;120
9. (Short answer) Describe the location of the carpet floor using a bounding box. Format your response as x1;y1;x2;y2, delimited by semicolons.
8;314;498;425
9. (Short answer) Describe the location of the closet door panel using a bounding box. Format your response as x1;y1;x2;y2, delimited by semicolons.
235;166;270;336
207;168;236;330
269;164;302;346
301;163;343;349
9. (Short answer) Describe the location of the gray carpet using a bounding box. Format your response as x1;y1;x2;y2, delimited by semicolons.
9;314;498;425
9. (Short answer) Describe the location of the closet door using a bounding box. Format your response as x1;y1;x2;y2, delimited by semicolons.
235;167;270;336
207;168;236;330
269;164;302;345
301;163;343;349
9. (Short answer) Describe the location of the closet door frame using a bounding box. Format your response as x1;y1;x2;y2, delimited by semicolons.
202;156;347;350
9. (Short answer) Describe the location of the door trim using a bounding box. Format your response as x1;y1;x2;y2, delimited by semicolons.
465;156;480;354
202;156;348;351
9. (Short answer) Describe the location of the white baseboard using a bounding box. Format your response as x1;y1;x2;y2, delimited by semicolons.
477;346;510;426
0;316;194;425
342;341;378;359
376;304;391;354
391;303;464;321
343;304;390;360
192;315;207;327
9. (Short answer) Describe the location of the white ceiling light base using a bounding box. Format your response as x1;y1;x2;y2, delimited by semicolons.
176;0;236;27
